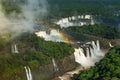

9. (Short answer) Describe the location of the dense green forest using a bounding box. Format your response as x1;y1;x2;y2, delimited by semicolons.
0;33;74;80
18;34;74;59
74;45;120;80
64;24;120;41
48;0;120;17
2;0;120;17
2;0;120;26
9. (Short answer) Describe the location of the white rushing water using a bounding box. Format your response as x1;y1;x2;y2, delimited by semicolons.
55;15;95;28
74;40;105;68
11;44;19;54
52;58;59;72
35;29;64;42
24;66;33;80
109;42;114;48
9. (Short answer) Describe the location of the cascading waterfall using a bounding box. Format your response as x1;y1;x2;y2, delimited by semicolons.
52;58;59;72
24;66;33;80
96;40;100;51
74;48;94;67
55;15;95;28
86;48;90;58
14;44;19;53
109;42;114;48
11;44;19;54
74;40;105;68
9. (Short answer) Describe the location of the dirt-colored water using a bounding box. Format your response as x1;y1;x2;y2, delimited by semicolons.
53;66;84;80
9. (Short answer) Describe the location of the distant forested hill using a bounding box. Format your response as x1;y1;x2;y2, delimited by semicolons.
48;0;120;17
2;0;120;18
64;24;120;41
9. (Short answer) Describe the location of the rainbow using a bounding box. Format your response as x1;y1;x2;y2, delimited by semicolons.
35;29;72;43
57;32;71;43
49;29;72;43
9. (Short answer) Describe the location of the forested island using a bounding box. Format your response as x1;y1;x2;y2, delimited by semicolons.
64;24;120;40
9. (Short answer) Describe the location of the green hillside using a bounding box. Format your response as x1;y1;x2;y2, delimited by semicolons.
0;33;74;80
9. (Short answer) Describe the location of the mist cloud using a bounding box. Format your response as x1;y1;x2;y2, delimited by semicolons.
0;0;48;38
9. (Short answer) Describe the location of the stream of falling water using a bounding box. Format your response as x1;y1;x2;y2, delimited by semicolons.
11;44;19;54
58;40;105;80
74;40;105;68
24;66;33;80
52;58;59;72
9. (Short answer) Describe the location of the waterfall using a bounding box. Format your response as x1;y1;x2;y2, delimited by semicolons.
86;48;90;58
74;40;105;68
91;18;94;25
52;58;59;72
74;48;94;67
90;47;95;58
96;40;100;51
14;44;19;53
74;49;81;64
24;66;33;80
90;47;94;57
109;42;114;48
11;44;19;54
55;15;95;28
90;47;99;62
91;41;97;50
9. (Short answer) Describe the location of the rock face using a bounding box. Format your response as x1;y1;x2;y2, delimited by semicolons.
74;40;105;68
